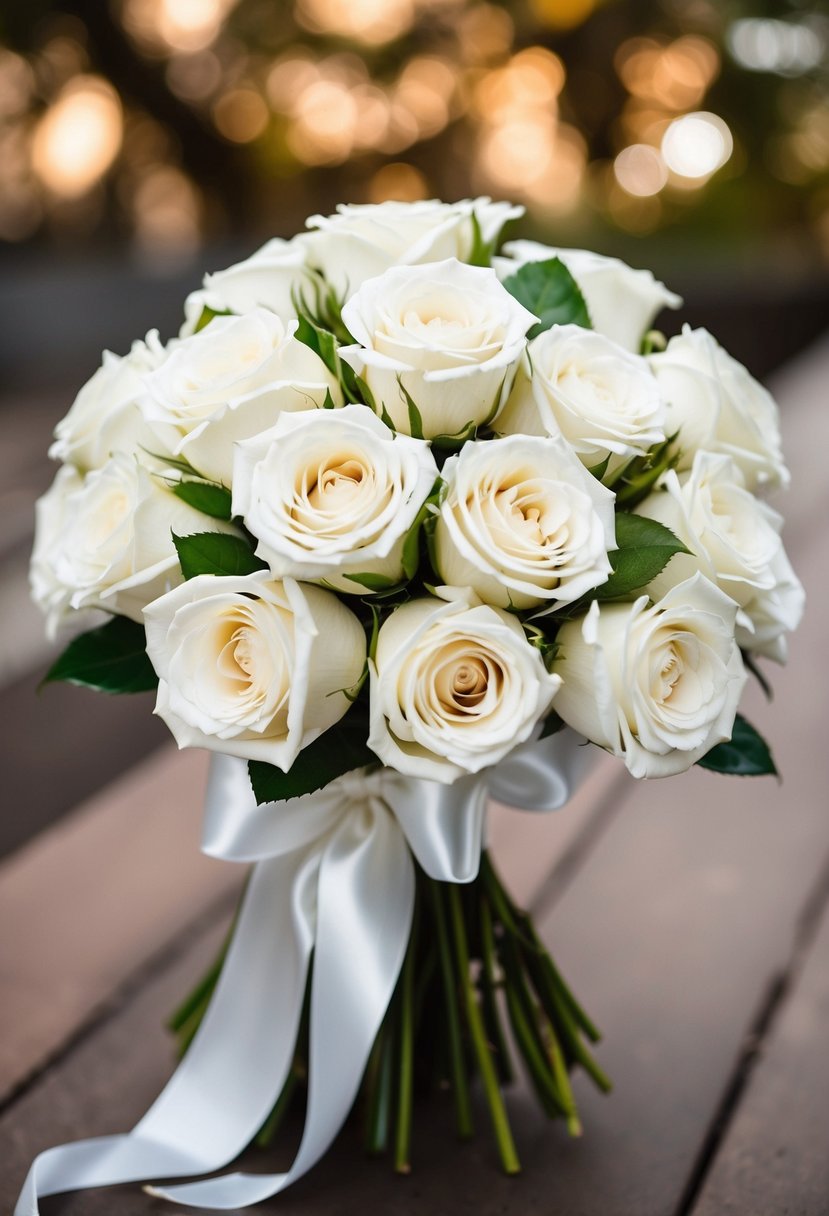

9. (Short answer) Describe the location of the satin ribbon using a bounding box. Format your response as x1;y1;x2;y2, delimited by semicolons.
15;729;589;1214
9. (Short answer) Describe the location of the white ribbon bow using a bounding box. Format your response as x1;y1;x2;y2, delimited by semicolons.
15;730;588;1214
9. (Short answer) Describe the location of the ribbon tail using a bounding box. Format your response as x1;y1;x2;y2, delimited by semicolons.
151;799;416;1209
14;848;317;1216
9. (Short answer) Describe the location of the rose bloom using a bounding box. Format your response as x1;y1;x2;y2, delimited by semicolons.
141;309;341;485
30;455;233;638
144;572;366;770
553;574;746;778
50;332;168;471
339;259;535;440
496;324;666;474
232;405;437;593
433;434;615;610
636;452;804;663
180;236;314;336
496;240;681;352
369;588;561;783
304;198;523;298
650;326;789;492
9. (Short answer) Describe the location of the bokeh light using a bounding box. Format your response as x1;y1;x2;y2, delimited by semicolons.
661;111;733;181
31;76;123;198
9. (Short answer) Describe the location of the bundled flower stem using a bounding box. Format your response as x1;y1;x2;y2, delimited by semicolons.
168;854;610;1175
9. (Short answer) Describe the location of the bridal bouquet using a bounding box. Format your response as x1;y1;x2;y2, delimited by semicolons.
21;198;802;1213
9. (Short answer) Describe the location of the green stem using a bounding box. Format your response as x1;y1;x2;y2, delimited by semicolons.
394;928;416;1174
479;893;514;1084
167;949;225;1034
429;880;474;1140
447;884;521;1175
365;1022;395;1155
255;1067;300;1148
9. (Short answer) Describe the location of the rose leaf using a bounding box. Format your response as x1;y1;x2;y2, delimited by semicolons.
248;713;376;804
502;257;591;337
697;714;779;777
172;532;267;579
172;480;233;520
593;514;689;600
42;616;158;695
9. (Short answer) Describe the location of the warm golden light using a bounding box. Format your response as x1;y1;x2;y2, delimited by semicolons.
31;76;123;198
368;161;428;202
297;0;415;46
131;164;201;260
454;5;514;65
529;0;594;31
661;111;733;180
213;88;269;142
122;0;238;53
614;143;668;197
288;79;360;163
616;35;719;111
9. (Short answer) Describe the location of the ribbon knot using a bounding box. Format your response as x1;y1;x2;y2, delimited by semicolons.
16;729;590;1215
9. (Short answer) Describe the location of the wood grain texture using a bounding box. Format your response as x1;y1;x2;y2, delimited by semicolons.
0;746;241;1104
690;891;829;1216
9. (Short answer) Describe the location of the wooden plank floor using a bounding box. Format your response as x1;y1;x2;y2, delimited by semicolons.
1;334;827;1213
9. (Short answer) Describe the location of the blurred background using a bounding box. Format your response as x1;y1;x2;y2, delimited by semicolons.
0;0;827;857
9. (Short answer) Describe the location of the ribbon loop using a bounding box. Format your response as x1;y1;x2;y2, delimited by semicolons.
15;729;588;1215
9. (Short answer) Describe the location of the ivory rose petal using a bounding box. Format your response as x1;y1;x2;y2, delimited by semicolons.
144;573;366;770
304;198;523;298
497;240;681;352
339;258;536;440
50;331;169;471
496;324;666;474
553;573;747;778
434;433;615;610
635;451;804;663
232;405;437;593
650;326;789;492
369;589;561;783
29;454;236;638
141;309;342;485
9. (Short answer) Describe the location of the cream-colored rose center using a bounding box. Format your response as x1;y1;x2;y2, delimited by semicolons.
306;458;367;513
88;489;131;545
427;643;503;719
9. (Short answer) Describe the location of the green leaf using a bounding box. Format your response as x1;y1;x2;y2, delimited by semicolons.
172;531;267;579
294;311;341;377
395;377;424;440
502;258;591;338
248;712;376;803
342;571;400;592
587;454;611;481
194;305;233;333
172;480;233;520
539;710;566;739
594;514;689;601
42;616;158;694
402;479;442;580
697;714;778;777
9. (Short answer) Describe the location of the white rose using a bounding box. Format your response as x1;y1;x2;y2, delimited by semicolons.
141;308;341;485
649;326;789;492
305;198;523;298
339;259;535;440
553;574;746;779
179;237;315;339
232;405;438;593
433;434;615;610
635;452;804;663
496;324;666;473
497;240;681;352
50;332;168;471
369;588;561;783
29;455;233;638
144;572;366;770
